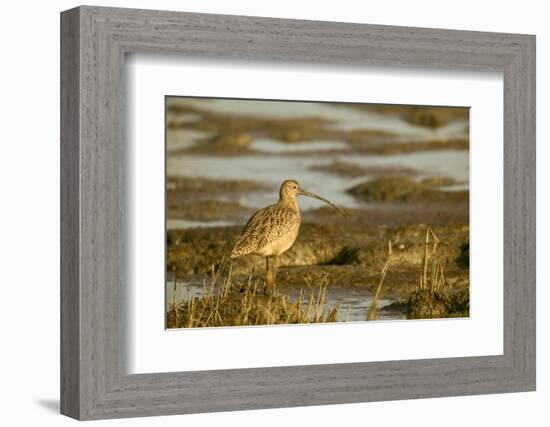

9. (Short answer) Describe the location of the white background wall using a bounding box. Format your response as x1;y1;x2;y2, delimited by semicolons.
0;0;546;425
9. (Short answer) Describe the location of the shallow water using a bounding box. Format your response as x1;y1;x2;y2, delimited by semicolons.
166;100;469;227
168;153;363;210
251;137;348;153
167;149;469;216
339;149;469;183
166;280;400;322
166;129;212;152
172;98;467;139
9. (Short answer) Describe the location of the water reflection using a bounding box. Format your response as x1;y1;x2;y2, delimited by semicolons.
166;280;400;322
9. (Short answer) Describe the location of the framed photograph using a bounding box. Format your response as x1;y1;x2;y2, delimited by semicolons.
60;6;536;420
164;96;470;329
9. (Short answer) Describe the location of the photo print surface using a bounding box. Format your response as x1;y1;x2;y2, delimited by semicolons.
165;97;470;329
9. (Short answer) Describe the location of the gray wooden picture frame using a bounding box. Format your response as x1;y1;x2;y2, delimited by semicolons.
60;5;536;421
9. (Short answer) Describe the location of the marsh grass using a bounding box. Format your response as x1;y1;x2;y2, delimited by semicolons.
419;227;446;292
407;227;461;319
367;240;393;321
456;241;470;268
166;261;341;328
368;228;469;320
167;226;469;327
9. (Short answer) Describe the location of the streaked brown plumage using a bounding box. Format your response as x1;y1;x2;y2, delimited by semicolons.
231;179;345;289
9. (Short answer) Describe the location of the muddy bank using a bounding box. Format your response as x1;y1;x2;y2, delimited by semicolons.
404;288;470;319
167;279;341;328
167;176;269;196
310;161;419;178
167;202;469;303
167;101;335;153
166;100;468;156
167;200;249;221
344;103;469;129
167;176;271;221
172;131;468;157
348;175;468;203
167;173;468;225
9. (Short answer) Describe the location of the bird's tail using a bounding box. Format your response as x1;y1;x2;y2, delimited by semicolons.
230;249;241;259
230;239;246;259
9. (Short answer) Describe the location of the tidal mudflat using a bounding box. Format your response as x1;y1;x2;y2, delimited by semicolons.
165;98;470;328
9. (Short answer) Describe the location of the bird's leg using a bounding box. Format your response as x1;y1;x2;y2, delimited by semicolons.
265;256;275;292
272;255;279;290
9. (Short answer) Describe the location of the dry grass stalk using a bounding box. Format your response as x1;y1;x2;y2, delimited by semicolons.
167;263;341;328
367;240;393;321
418;227;446;292
405;227;457;319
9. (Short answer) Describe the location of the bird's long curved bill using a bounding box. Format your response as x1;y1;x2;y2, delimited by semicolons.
299;190;347;216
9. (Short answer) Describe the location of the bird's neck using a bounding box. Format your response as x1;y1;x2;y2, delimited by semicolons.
279;195;300;213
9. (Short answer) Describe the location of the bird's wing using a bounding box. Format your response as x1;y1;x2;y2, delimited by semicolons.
231;204;298;257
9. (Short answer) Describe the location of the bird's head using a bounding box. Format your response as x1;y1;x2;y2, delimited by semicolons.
279;179;301;199
279;179;346;216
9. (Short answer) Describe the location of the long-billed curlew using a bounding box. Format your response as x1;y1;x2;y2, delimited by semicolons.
230;179;345;290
